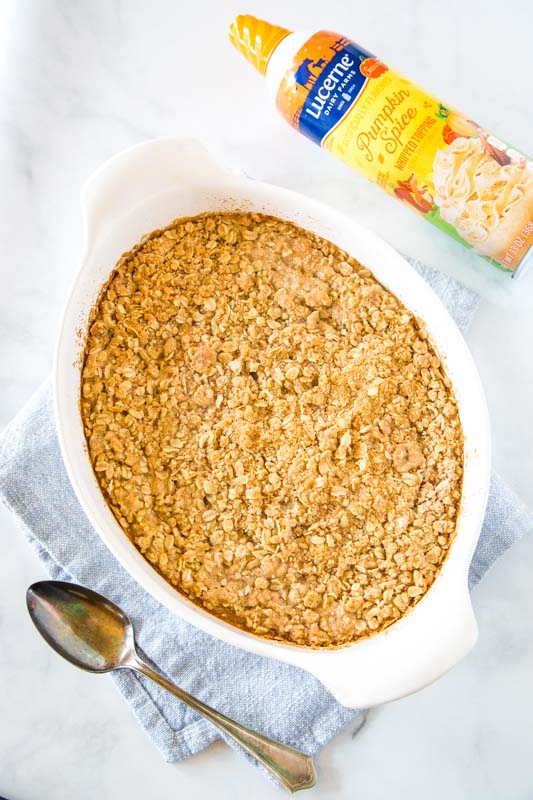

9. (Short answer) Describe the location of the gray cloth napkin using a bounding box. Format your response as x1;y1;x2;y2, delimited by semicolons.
1;259;532;783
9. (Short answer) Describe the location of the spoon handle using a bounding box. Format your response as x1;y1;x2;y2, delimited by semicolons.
129;656;316;793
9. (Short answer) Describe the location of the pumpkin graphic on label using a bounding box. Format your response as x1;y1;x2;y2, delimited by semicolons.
359;57;388;79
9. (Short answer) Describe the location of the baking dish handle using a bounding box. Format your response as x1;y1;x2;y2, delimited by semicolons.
305;581;478;709
80;138;235;244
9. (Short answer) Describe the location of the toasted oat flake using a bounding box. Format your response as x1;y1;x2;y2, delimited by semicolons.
80;212;463;648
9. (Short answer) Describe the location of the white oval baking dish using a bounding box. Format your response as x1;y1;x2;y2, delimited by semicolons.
54;137;491;708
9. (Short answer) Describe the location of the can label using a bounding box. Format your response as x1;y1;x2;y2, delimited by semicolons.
276;31;533;274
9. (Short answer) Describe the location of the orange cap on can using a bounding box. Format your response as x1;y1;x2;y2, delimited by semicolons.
228;14;291;75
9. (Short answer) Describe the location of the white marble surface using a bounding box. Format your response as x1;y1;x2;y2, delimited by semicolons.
1;1;532;798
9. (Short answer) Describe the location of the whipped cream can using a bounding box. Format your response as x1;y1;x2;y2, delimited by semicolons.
229;15;533;278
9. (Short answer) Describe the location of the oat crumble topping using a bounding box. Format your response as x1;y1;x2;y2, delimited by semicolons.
80;212;463;647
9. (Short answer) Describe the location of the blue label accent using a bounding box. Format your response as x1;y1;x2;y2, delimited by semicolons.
297;41;374;145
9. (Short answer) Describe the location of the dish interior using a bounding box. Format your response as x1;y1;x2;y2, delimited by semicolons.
79;210;464;649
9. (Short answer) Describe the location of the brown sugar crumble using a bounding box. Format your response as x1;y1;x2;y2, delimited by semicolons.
80;212;464;648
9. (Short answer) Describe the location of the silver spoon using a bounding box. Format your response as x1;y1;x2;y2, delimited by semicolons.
26;581;316;793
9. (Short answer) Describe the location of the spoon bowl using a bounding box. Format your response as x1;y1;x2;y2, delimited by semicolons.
27;581;135;673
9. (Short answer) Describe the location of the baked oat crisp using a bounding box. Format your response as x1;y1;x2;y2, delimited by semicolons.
81;212;463;648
